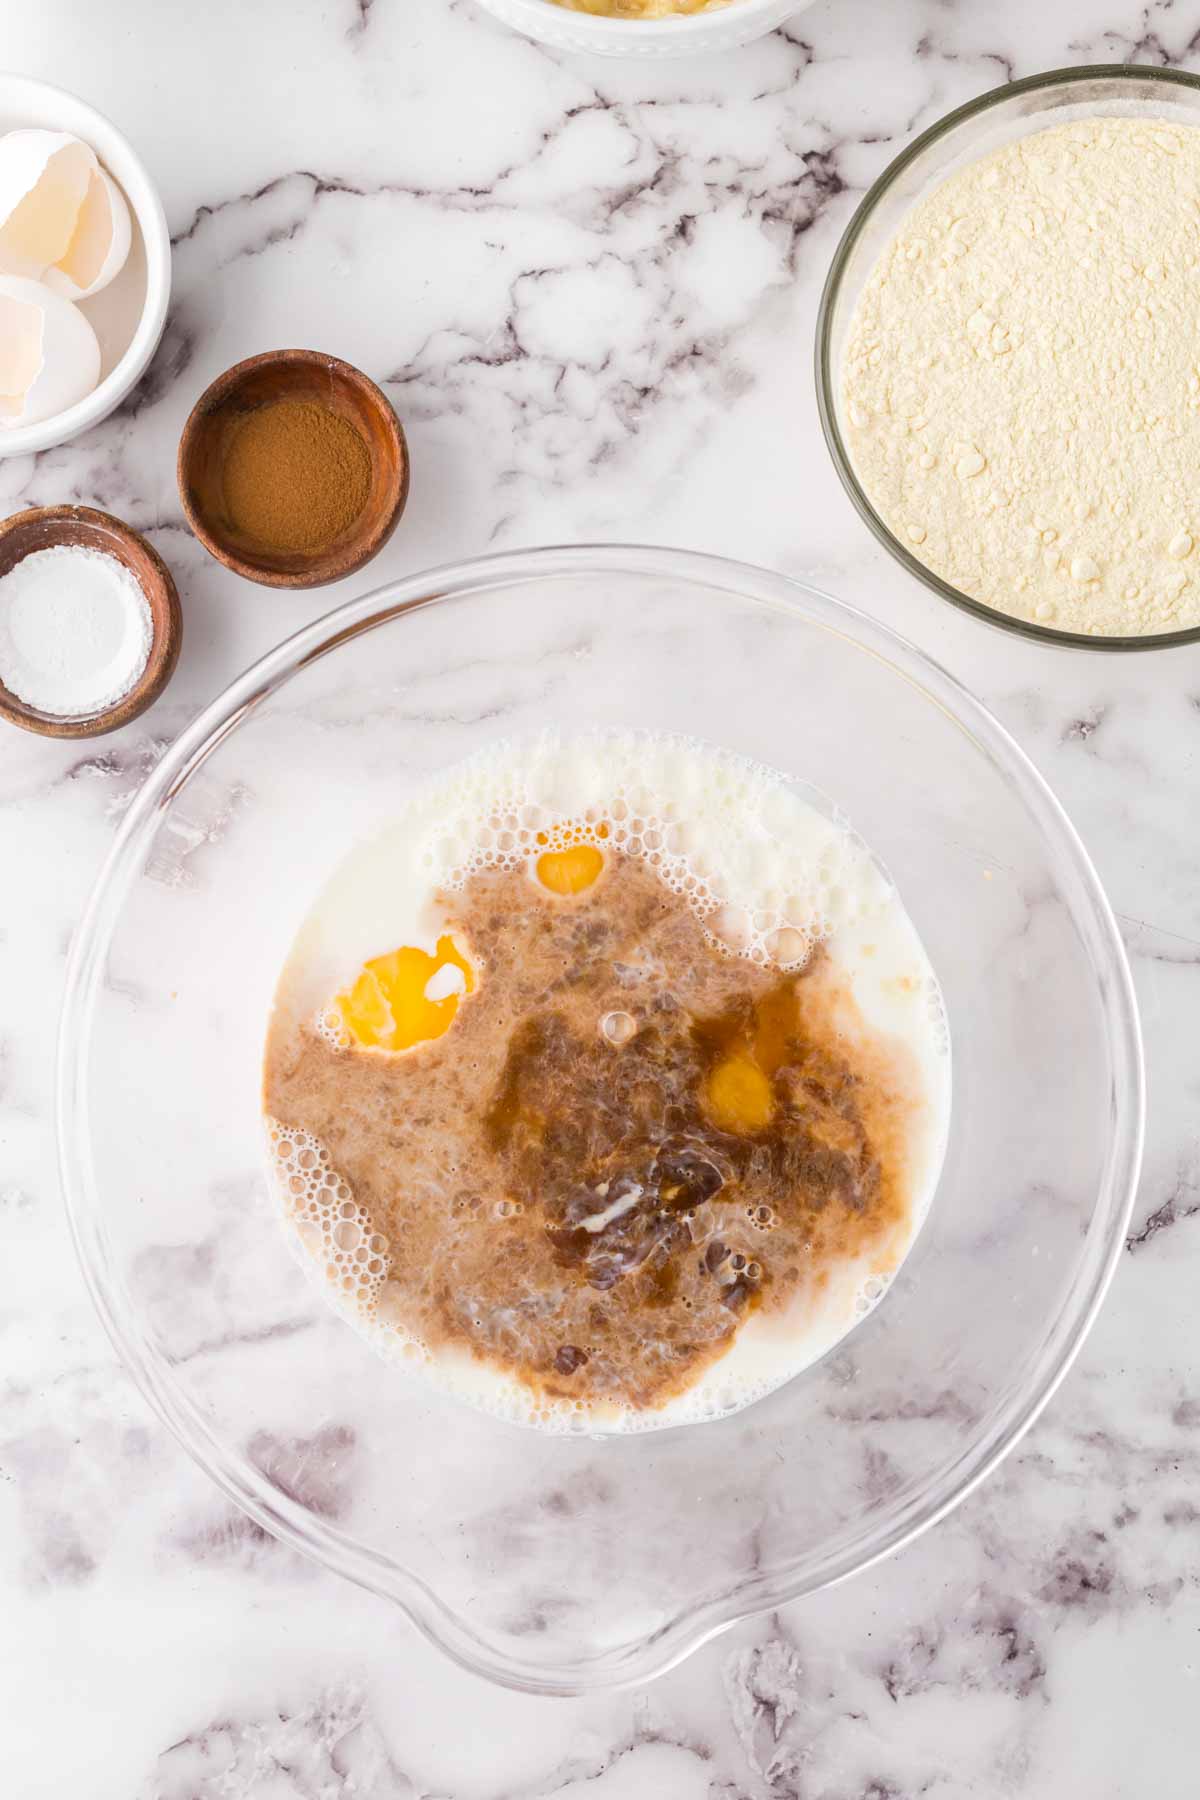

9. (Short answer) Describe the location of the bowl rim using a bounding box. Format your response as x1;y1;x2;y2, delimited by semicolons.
475;0;805;48
57;542;1145;1694
0;72;172;459
815;62;1200;653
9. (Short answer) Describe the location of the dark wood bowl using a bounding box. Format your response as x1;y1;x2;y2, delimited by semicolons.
0;505;182;741
177;349;409;590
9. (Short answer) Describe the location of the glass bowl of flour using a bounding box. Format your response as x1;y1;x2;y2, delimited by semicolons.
818;64;1200;650
59;546;1142;1691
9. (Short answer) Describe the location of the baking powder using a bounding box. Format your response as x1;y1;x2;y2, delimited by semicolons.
842;117;1200;636
0;544;153;717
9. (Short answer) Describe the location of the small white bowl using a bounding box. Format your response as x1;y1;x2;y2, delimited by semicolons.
476;0;812;59
0;74;171;459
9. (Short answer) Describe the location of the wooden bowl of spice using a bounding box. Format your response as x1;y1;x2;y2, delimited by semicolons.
177;349;409;590
0;504;181;739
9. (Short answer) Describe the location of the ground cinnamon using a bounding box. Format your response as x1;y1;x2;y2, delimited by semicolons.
221;398;372;554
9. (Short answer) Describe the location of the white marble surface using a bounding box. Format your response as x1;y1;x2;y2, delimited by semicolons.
2;1;1198;1793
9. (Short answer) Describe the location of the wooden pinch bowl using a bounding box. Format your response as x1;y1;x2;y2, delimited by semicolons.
0;505;182;740
177;349;410;590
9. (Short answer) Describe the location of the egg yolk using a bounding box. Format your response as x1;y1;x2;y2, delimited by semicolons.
701;983;798;1134
336;934;474;1053
536;842;605;895
706;1054;774;1134
535;824;608;896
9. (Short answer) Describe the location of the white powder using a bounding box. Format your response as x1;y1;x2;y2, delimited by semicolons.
842;117;1200;637
0;544;153;716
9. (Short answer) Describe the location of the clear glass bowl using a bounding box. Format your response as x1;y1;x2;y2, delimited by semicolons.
59;546;1144;1693
816;64;1200;653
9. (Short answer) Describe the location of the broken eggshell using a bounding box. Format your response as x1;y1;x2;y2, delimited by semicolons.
0;128;131;300
0;273;101;430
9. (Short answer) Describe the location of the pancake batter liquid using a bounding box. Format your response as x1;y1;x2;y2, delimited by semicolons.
263;732;950;1434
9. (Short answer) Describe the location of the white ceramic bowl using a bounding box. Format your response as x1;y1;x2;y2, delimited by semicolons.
476;0;812;58
0;74;171;459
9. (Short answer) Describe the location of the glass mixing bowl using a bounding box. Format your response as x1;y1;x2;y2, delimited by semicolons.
816;63;1200;652
59;545;1143;1693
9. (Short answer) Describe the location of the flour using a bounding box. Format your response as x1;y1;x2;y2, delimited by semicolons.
0;544;153;716
842;117;1200;636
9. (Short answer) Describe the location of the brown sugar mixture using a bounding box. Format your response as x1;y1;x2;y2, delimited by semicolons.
264;853;921;1416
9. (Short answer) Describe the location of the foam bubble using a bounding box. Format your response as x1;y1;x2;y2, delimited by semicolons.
266;1122;396;1329
403;730;870;973
314;1006;350;1052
